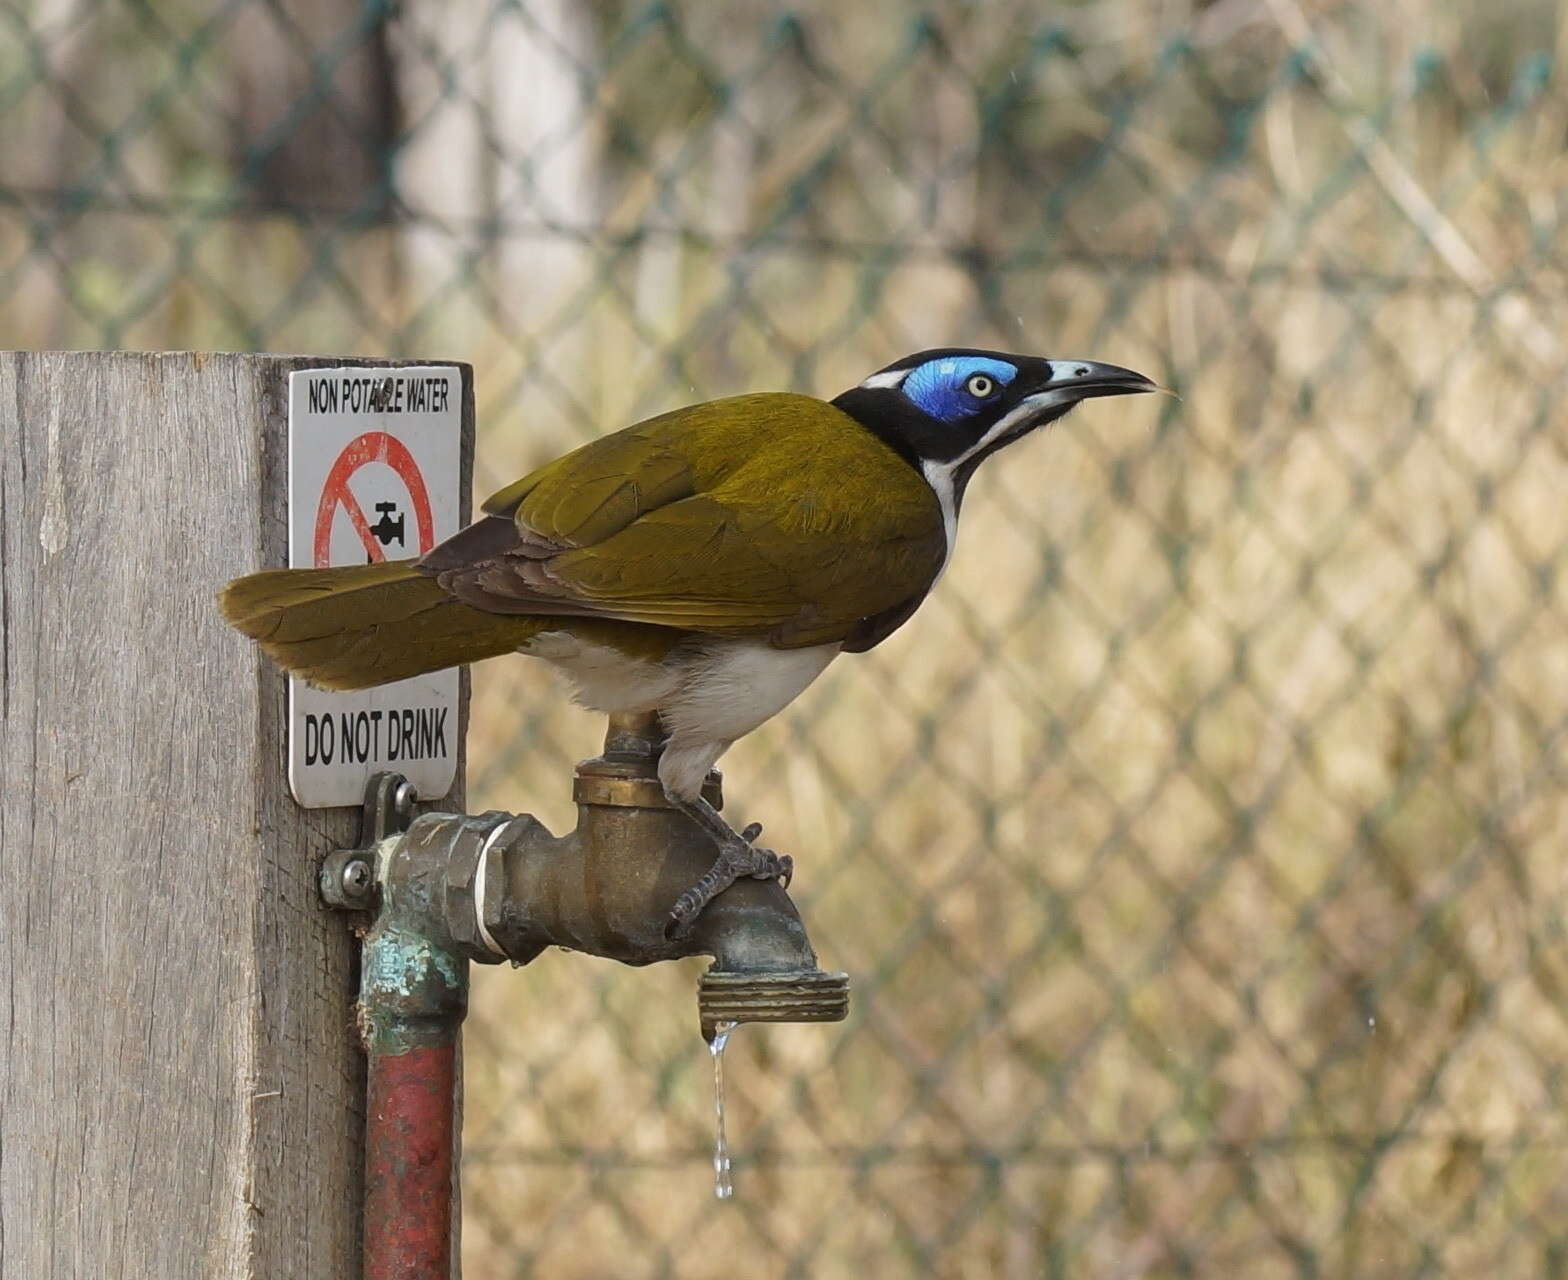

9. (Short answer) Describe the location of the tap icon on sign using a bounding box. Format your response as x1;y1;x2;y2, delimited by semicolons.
368;501;405;557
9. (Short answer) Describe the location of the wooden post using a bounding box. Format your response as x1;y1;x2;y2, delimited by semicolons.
0;352;471;1278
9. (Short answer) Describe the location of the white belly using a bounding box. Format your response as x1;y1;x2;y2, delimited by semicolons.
659;639;841;797
520;630;840;799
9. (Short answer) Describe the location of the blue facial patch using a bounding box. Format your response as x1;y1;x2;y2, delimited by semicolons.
901;356;1018;422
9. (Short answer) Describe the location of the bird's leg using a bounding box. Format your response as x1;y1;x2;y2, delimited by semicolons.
664;792;793;938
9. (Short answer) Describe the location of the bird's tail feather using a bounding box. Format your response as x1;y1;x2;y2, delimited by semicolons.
219;560;549;690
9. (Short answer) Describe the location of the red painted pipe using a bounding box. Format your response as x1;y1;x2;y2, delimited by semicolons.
350;794;472;1279
364;1042;458;1280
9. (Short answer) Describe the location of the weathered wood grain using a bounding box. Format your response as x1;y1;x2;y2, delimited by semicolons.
0;352;471;1278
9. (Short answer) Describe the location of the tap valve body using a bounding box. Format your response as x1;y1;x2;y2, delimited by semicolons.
328;715;849;1040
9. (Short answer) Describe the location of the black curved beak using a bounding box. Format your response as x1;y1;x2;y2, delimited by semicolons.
1044;359;1160;401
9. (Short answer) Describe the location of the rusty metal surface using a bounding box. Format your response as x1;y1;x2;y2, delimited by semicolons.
340;775;470;1280
364;1042;458;1280
358;921;468;1057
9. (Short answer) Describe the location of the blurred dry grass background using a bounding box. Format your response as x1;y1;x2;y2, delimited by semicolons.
4;0;1567;1274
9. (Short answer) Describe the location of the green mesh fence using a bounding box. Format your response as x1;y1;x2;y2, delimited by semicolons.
7;1;1567;1274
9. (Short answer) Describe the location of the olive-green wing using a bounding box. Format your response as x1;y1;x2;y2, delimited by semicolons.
423;392;940;649
421;393;945;648
479;416;698;547
421;398;718;576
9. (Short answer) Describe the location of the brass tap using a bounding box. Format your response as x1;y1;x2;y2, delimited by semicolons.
343;715;848;1041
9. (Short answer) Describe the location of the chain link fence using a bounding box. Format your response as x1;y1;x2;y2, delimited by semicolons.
7;0;1567;1273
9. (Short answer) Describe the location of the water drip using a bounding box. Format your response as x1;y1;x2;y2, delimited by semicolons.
710;1020;737;1200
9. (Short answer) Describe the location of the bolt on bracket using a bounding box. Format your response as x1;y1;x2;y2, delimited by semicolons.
319;772;415;910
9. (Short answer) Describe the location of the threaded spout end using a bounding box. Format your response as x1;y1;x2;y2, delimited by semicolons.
698;968;850;1041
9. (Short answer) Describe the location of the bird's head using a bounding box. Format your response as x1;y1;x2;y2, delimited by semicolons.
832;347;1157;502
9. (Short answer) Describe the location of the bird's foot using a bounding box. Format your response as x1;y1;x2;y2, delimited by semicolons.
665;798;794;939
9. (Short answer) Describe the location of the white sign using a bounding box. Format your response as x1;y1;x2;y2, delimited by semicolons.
287;365;462;808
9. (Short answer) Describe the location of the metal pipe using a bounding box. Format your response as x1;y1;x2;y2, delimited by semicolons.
331;780;469;1280
361;989;461;1280
320;719;849;1274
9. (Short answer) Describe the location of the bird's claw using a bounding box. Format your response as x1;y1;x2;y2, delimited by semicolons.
757;851;792;889
665;885;711;939
733;820;790;887
664;829;794;939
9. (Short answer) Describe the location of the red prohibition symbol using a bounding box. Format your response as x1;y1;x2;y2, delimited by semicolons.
314;431;436;569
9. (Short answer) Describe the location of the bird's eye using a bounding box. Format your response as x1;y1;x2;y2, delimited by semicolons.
965;373;996;398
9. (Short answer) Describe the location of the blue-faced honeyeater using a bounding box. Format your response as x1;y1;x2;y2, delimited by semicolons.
222;349;1157;932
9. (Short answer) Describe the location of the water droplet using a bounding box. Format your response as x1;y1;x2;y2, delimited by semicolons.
710;1020;737;1200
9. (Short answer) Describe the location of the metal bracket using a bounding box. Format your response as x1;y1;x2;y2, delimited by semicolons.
319;772;416;910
